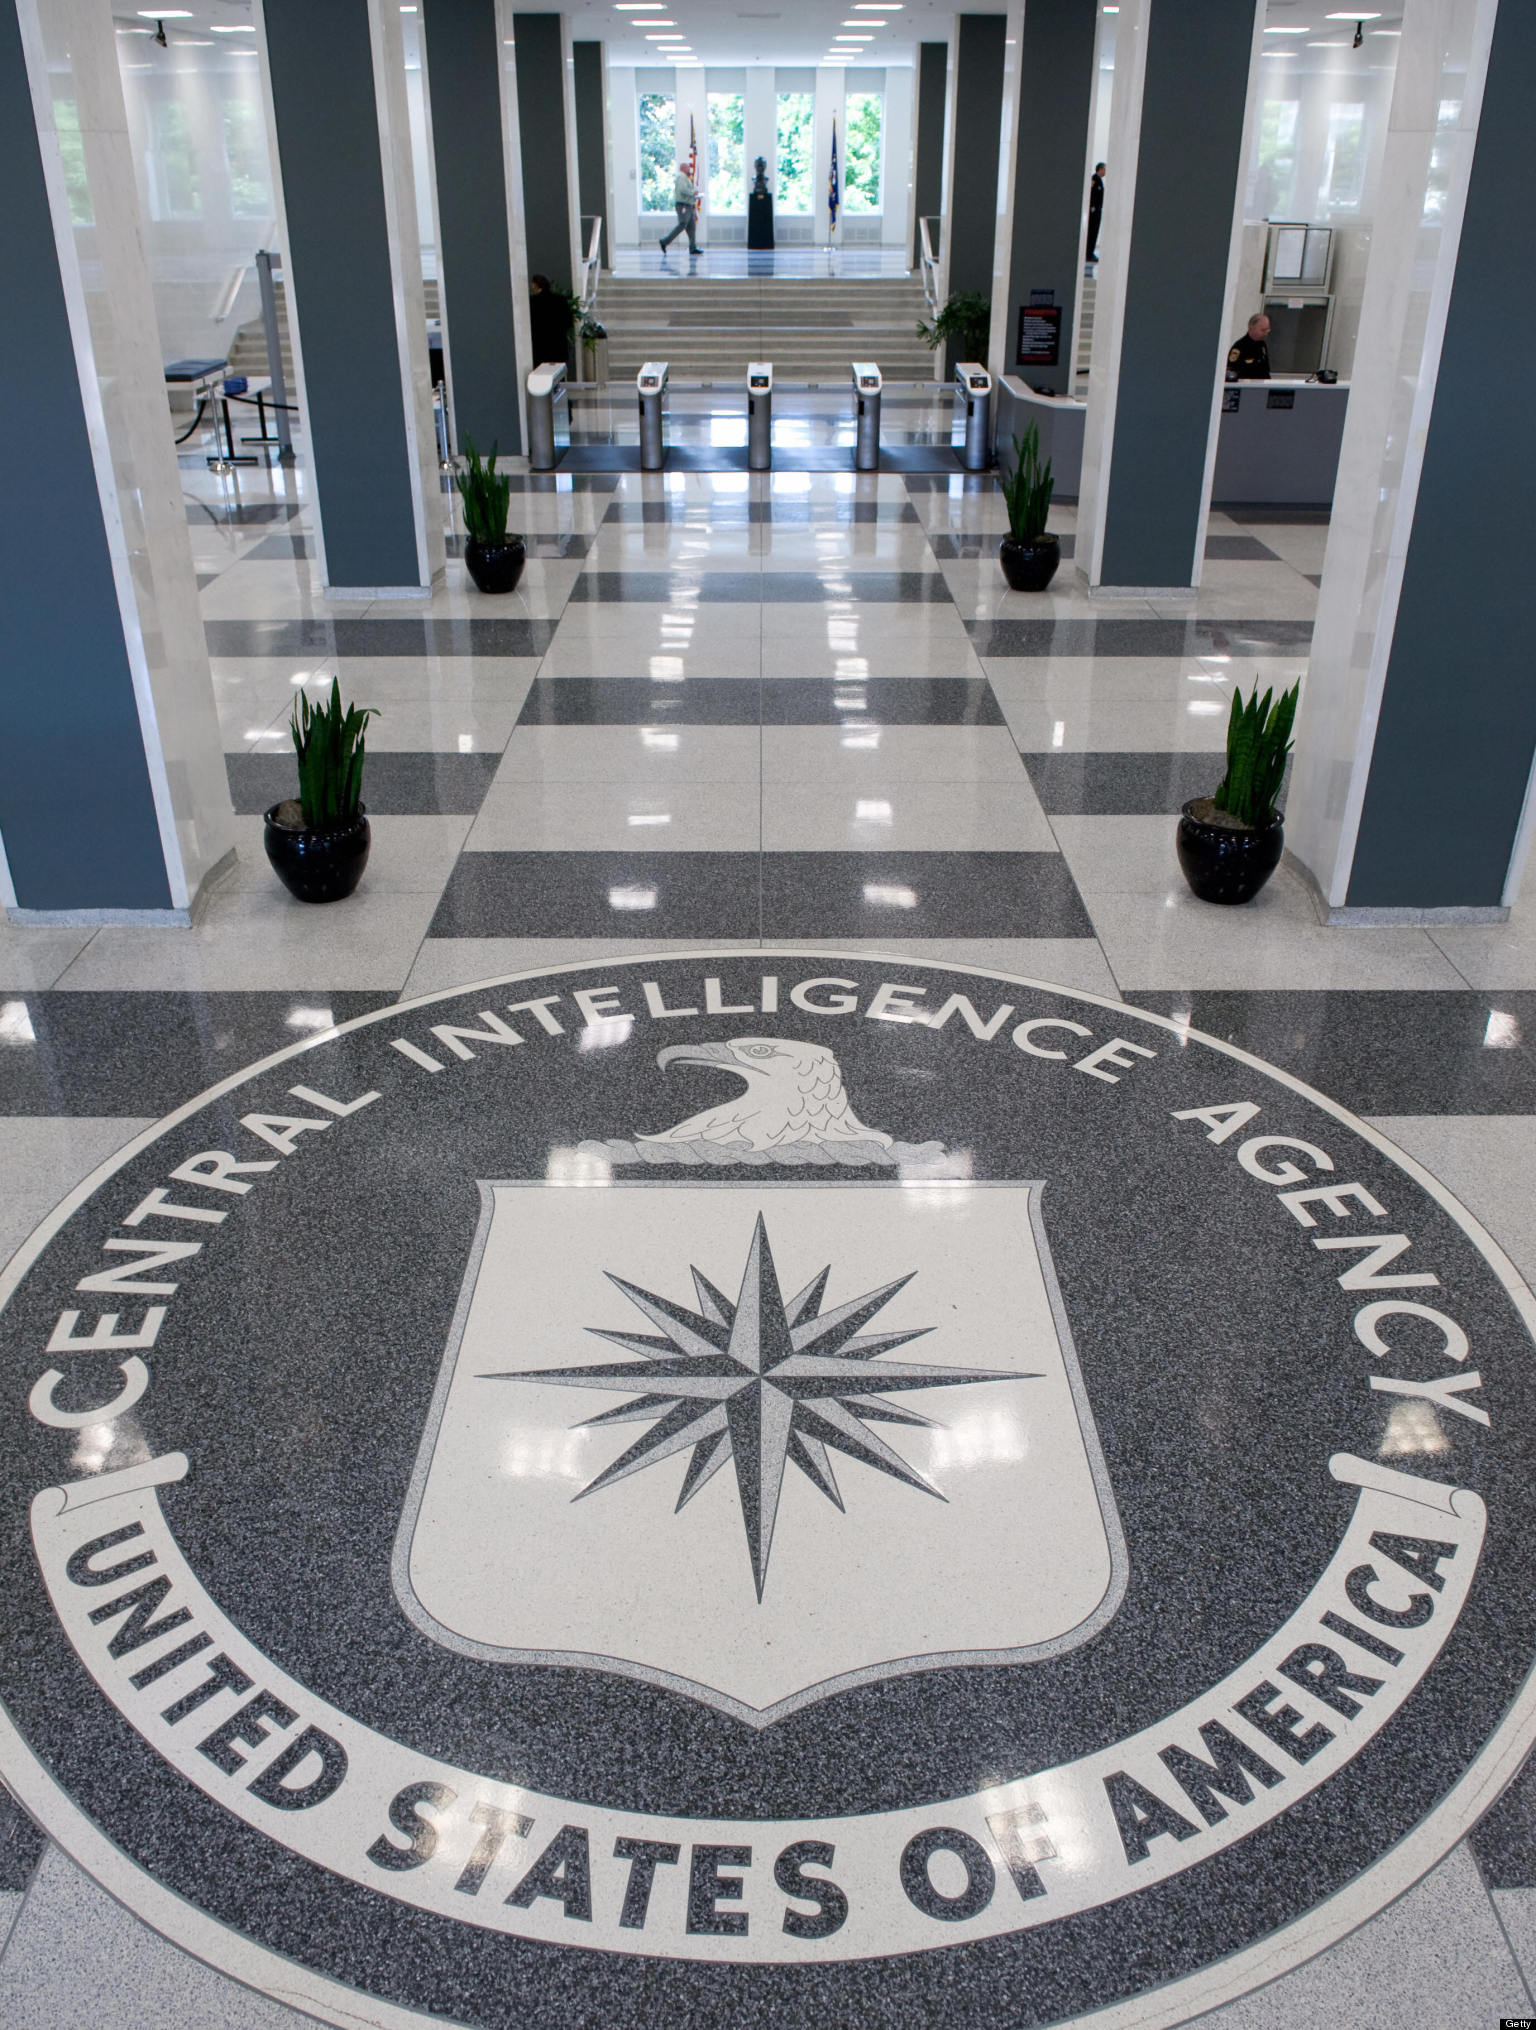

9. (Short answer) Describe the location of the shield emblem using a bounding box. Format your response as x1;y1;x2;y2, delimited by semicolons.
394;1170;1126;1726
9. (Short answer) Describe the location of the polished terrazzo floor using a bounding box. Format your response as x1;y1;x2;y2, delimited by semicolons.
2;387;1536;2025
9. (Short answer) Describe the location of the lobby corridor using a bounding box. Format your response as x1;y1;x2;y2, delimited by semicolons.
2;418;1536;2027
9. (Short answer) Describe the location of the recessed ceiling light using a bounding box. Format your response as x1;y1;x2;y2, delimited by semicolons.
137;8;193;14
209;22;255;29
1324;8;1380;14
1264;24;1312;31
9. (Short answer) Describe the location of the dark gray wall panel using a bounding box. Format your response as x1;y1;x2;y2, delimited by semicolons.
946;14;1008;360
573;41;608;269
426;0;524;454
1347;0;1536;908
0;6;170;910
264;0;421;588
912;42;948;268
514;13;574;294
1100;0;1253;586
1004;0;1097;398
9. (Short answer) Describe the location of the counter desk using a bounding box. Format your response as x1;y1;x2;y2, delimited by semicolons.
994;374;1349;510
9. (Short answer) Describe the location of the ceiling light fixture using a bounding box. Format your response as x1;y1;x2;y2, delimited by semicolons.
137;7;191;14
209;21;255;28
1324;8;1381;14
1264;24;1313;32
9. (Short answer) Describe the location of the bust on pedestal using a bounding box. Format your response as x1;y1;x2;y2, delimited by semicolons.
747;156;775;251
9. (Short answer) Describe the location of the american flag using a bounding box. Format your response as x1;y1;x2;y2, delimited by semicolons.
687;114;702;213
828;118;839;232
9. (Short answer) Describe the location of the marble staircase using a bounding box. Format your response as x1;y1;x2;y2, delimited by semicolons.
593;274;937;384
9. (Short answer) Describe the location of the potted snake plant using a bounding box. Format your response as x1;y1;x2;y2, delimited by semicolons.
1176;681;1299;904
263;679;377;904
999;425;1059;591
457;437;525;594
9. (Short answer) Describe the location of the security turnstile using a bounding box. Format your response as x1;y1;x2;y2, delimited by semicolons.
747;361;772;471
852;361;882;472
955;362;993;472
638;361;669;470
526;360;568;471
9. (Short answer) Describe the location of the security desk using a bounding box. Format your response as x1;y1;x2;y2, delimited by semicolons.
1210;378;1348;508
996;375;1348;511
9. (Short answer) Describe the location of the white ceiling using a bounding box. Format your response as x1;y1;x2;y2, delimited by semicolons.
109;1;1407;81
578;0;1008;71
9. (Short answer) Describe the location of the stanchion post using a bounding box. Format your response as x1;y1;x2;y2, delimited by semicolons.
852;361;882;472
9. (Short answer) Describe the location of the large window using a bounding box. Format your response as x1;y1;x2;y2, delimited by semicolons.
843;90;883;213
1254;98;1299;216
638;91;675;213
1320;102;1366;210
147;97;200;220
52;99;92;225
775;92;814;212
221;98;271;221
708;91;745;213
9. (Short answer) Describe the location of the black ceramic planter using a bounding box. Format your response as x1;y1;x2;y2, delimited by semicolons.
464;537;526;595
999;533;1061;592
1176;799;1284;905
263;802;370;904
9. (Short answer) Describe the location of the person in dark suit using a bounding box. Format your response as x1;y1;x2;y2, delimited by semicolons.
529;275;570;369
1086;163;1105;263
1226;313;1272;380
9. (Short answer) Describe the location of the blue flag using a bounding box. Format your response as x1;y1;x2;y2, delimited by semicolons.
828;118;839;232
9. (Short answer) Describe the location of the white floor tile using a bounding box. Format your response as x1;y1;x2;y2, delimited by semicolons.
50;879;443;994
0;1843;311;2029
466;780;760;852
0;927;99;992
1187;1844;1529;2029
1365;1115;1536;1288
0;1118;154;1267
494;725;761;786
1052;817;1469;990
762;777;1056;851
400;936;764;999
1431;885;1536;990
762;725;1028;785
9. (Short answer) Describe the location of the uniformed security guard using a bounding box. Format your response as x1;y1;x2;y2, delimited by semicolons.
1226;313;1272;381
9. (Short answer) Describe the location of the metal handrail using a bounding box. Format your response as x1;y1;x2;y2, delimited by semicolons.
918;215;942;318
578;214;603;316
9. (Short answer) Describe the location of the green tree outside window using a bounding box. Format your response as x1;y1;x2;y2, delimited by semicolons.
149;97;200;220
844;91;883;213
221;97;271;220
775;92;814;213
708;92;745;213
638;92;675;214
52;99;92;225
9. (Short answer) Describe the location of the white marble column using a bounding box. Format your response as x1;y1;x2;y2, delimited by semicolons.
2;0;233;922
1286;0;1523;919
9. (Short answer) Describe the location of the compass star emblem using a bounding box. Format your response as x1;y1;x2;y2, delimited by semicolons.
487;1214;1026;1598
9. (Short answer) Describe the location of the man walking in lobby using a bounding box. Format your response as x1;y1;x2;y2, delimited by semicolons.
660;161;702;257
